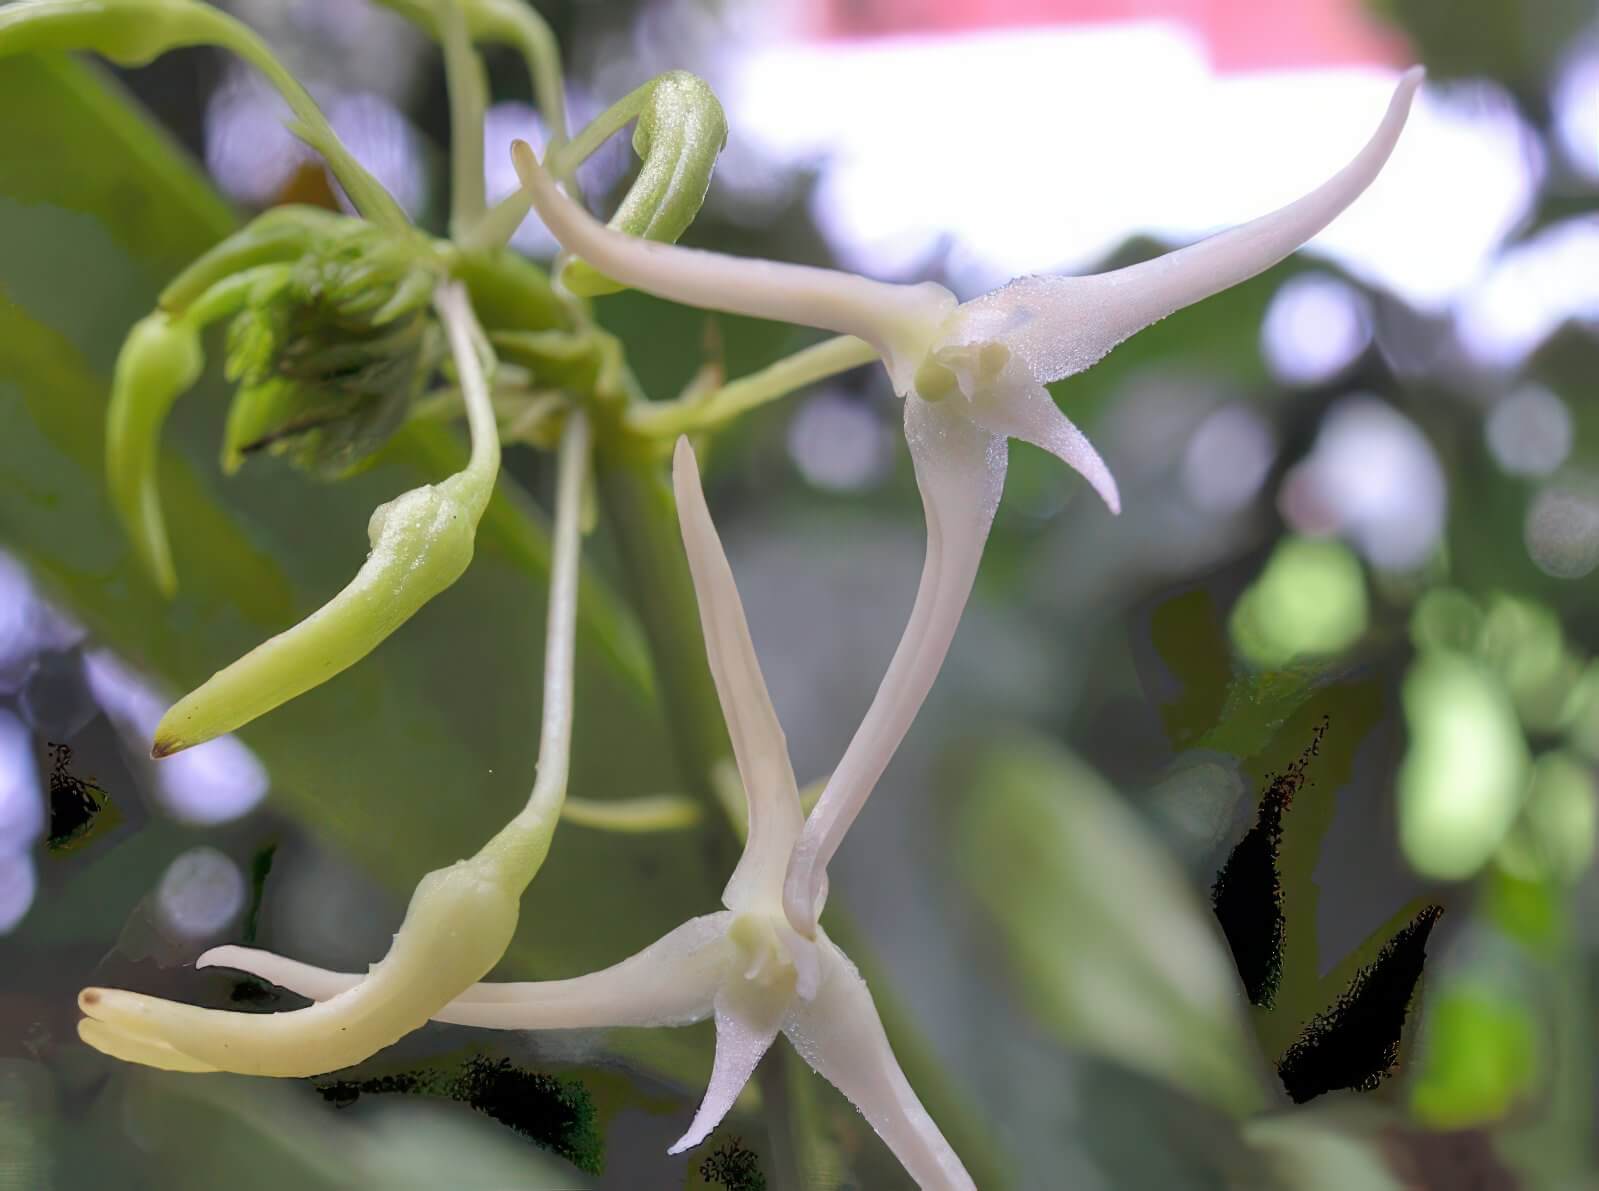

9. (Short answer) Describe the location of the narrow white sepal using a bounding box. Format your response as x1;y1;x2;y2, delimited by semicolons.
510;140;956;386
203;914;737;1032
947;68;1425;385
962;366;1120;514
673;438;804;912
783;397;1006;935
667;978;786;1154
781;934;976;1191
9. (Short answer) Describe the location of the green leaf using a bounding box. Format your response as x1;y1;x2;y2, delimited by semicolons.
954;733;1269;1117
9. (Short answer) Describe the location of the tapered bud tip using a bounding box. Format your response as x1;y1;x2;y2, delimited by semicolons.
510;139;540;188
672;435;696;476
149;734;185;760
79;989;102;1009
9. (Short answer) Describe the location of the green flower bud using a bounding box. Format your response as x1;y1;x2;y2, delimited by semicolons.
218;225;442;476
152;471;483;756
558;71;728;297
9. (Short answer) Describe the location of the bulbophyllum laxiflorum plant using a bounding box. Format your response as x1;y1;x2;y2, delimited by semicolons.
1;0;1425;1183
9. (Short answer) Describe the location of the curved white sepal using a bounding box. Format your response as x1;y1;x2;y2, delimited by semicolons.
962;360;1120;514
781;934;976;1191
948;68;1424;384
510;140;956;386
203;914;736;1031
673;438;804;912
667;974;787;1155
783;397;1006;935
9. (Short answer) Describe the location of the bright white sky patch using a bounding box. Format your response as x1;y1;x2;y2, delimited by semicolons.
1455;217;1599;371
725;25;1536;310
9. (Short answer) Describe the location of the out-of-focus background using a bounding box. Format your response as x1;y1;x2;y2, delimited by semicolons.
2;0;1598;1187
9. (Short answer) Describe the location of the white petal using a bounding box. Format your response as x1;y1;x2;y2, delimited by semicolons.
667;970;787;1154
511;140;956;388
781;934;975;1191
783;398;1005;935
947;68;1424;384
962;361;1120;513
78;853;523;1076
673;438;804;912
203;913;736;1031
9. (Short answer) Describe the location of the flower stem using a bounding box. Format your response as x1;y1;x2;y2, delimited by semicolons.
626;335;878;439
441;3;488;239
483;407;591;883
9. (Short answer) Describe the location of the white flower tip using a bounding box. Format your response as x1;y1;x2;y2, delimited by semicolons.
673;434;697;483
193;945;236;971
509;138;541;189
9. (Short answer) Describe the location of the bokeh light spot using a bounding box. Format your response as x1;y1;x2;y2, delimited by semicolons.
1525;476;1599;580
1260;273;1372;385
155;846;246;941
1229;536;1368;668
1485;385;1572;478
1398;654;1528;881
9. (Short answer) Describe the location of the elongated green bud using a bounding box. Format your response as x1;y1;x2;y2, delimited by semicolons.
152;282;499;756
559;71;728;297
105;312;204;597
151;470;483;756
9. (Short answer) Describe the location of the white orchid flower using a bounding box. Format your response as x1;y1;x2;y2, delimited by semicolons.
201;438;976;1190
509;67;1423;936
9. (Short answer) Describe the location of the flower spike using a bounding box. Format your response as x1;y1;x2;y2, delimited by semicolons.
203;440;976;1189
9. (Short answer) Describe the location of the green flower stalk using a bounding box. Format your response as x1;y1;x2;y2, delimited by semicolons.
151;280;497;757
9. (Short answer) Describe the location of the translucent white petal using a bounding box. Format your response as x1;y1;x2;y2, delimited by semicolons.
673;438;803;912
667;970;787;1154
511;140;955;388
78;853;522;1077
946;68;1424;384
202;913;736;1031
962;359;1120;513
781;933;975;1191
783;398;1005;934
